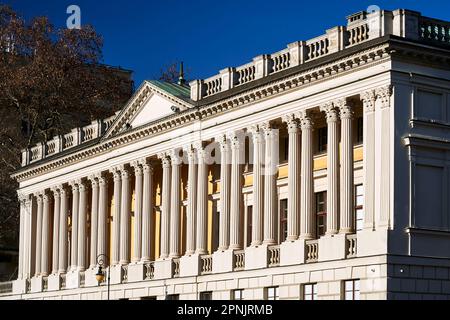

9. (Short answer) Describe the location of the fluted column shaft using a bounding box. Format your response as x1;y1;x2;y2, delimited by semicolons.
339;101;354;234
185;148;197;255
159;154;171;259
299;113;315;239
141;161;153;262
170;153;182;258
58;188;68;273
35;194;43;276
97;175;108;261
284;115;301;241
250;127;264;246
119;168;131;264
323;104;340;235
51;189;60;274
41;193;51;276
263;124;277;245
24;198;33;278
217;136;230;250
362;91;376;230
70;183;79;270
18;198;25;279
77;182;87;270
229;133;243;250
111;169;121;265
89;177;99;268
132;164;143;262
196;146;208;254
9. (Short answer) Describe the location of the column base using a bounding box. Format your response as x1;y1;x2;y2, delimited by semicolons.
30;276;43;293
47;273;62;291
127;262;146;282
212;249;234;274
154;258;173;280
180;254;200;277
280;239;306;266
13;278;27;294
83;267;101;287
357;229;388;257
318;234;347;262
109;264;124;284
245;245;268;270
65;270;81;289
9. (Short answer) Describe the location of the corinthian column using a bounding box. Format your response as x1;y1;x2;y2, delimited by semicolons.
110;168;122;265
229;132;244;250
248;125;264;246
17;195;26;279
262;122;278;245
321;103;340;235
77;181;88;271
58;187;69;273
184;146;197;255
41;192;51;276
131;162;143;262
216;135;230;251
51;187;61;274
299;111;315;240
196;144;208;255
338;99;355;234
141;159;154;262
169;150;182;258
282;114;301;241
69;182;79;270
119;166;131;264
97;174;109;261
361;90;376;230
158;153;171;259
35;193;43;276
88;176;99;268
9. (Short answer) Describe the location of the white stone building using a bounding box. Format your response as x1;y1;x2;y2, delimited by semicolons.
1;8;450;300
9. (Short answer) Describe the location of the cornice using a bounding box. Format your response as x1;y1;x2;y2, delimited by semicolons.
12;37;446;183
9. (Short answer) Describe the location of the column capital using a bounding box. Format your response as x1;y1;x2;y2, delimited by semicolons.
375;85;393;109
361;90;376;113
120;166;131;179
336;99;354;120
158;152;172;168
247;124;264;143
78;180;88;192
260;120;277;133
43;192;52;202
169;148;184;166
320;102;340;123
131;161;144;176
17;192;29;203
282;113;301;133
50;186;62;197
215;134;230;150
228;131;244;149
140;158;154;173
88;175;99;186
298;110;314;130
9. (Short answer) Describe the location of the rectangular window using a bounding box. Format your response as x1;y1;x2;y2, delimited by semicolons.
356;117;363;144
246;206;253;247
200;291;212;300
266;287;279;300
166;294;179;300
303;283;318;300
233;289;244;300
343;280;360;300
280;199;288;242
355;185;364;232
315;192;327;237
318;127;327;153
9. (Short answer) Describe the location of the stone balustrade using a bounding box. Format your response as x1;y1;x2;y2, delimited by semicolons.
189;9;450;101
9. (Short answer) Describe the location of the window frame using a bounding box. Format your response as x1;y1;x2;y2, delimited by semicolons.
200;291;213;300
232;289;244;300
317;126;328;154
342;279;360;300
279;199;288;243
266;286;279;301
302;283;318;301
354;184;364;232
315;191;327;237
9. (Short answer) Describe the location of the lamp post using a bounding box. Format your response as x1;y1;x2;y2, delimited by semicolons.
95;254;110;300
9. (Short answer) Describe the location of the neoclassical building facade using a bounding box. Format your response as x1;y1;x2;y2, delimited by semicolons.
1;8;450;300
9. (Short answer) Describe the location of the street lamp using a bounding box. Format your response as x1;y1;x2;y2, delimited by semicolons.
96;254;110;300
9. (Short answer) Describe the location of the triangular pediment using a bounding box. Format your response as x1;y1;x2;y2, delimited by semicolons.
103;80;193;139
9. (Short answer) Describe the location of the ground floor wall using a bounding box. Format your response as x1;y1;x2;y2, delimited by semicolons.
2;255;449;300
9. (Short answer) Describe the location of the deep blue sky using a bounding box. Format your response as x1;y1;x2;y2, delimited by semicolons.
5;1;450;88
